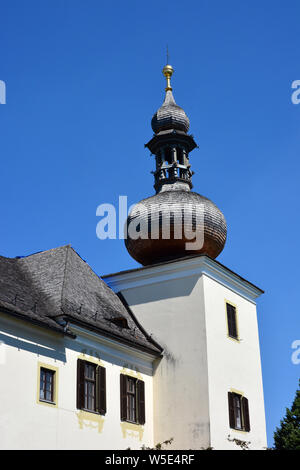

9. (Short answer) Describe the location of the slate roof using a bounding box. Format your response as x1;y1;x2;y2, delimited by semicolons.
0;245;162;355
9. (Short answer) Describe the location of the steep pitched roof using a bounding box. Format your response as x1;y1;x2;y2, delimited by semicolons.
0;245;162;355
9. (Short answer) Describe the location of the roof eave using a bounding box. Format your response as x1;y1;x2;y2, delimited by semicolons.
62;315;163;358
0;305;76;339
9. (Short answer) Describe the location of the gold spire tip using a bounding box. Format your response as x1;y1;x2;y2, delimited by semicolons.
162;64;174;92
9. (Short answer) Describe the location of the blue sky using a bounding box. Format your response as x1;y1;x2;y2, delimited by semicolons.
1;0;299;446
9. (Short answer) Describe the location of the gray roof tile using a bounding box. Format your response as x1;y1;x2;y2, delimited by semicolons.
0;245;162;355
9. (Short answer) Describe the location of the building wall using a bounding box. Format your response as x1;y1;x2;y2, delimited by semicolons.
203;276;267;450
110;257;267;450
0;313;154;450
121;275;211;450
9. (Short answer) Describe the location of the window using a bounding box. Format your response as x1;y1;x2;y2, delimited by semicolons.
164;147;172;164
120;374;145;425
176;147;184;165
77;359;106;415
226;302;238;339
39;367;55;403
228;392;250;432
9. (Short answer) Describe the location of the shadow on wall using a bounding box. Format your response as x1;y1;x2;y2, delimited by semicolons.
122;274;199;305
0;317;66;362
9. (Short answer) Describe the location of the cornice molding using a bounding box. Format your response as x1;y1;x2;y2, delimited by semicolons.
104;256;263;304
68;323;157;375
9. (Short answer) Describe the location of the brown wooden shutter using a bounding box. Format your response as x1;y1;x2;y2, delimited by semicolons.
120;374;127;421
137;380;145;425
228;392;235;429
77;359;85;410
242;397;250;431
97;366;106;415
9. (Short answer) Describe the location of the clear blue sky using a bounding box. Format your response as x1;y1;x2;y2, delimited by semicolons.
1;0;299;447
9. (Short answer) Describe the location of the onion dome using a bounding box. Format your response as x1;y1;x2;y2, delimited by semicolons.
125;188;227;266
124;62;227;266
151;65;190;134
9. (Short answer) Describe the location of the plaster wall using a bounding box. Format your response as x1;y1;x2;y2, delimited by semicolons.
0;313;154;450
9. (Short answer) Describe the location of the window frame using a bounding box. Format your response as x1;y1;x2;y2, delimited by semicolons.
225;300;239;341
76;358;106;416
120;374;145;425
83;361;97;412
228;390;250;432
37;362;58;407
232;392;243;430
126;376;137;423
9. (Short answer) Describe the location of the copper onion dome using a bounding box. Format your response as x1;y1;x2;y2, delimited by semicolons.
125;63;227;266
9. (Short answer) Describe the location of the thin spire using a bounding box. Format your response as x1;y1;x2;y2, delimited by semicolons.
163;46;173;91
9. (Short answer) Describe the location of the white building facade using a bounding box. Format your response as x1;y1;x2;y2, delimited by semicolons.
0;311;156;450
104;255;267;450
0;245;161;450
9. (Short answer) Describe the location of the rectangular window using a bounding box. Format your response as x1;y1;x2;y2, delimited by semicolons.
120;374;145;425
84;362;96;411
39;367;55;403
126;377;137;422
77;359;106;415
228;391;250;432
226;302;238;339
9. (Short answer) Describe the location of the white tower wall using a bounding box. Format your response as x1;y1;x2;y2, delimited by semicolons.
104;255;267;450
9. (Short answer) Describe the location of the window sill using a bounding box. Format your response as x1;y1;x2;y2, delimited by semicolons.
227;335;240;342
230;427;249;433
39;399;56;406
79;408;100;415
121;418;140;425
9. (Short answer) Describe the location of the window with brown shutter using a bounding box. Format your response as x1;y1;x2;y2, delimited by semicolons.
226;303;238;339
228;392;235;429
242;397;250;432
97;365;106;415
76;359;106;415
120;374;145;425
228;391;250;432
120;374;127;421
137;380;145;425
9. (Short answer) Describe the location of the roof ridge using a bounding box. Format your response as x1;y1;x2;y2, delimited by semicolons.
116;292;163;353
15;244;72;260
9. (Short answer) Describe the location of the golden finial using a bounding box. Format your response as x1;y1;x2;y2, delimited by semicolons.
162;46;174;91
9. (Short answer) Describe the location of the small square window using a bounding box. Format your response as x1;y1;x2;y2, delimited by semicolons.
39;368;55;404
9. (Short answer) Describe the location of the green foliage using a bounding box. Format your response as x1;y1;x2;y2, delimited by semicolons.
274;379;300;450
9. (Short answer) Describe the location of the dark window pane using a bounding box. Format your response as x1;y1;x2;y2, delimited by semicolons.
125;376;137;422
127;394;136;422
127;377;135;393
233;394;243;429
83;362;96;411
227;303;238;338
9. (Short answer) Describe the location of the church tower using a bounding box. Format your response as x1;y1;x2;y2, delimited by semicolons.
104;63;267;450
125;63;227;266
